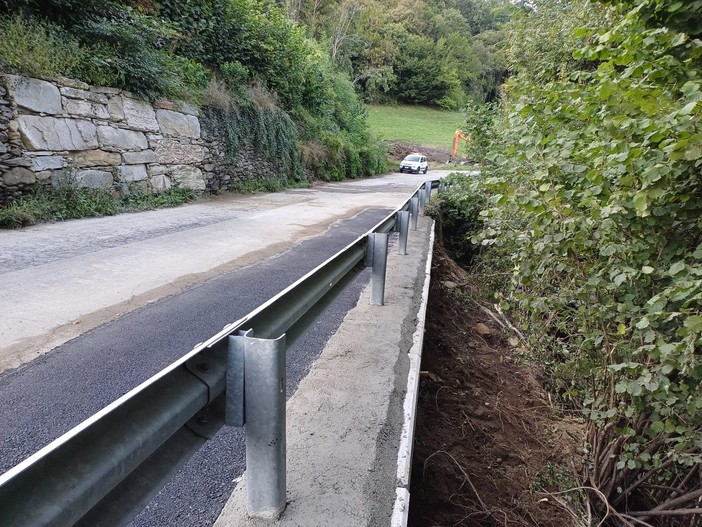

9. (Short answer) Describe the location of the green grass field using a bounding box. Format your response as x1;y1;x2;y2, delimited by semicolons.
365;104;465;149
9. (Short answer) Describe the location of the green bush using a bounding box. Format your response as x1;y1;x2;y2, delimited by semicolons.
77;10;208;100
0;3;208;101
0;14;85;78
464;0;702;520
117;184;196;212
428;172;486;267
0;180;116;228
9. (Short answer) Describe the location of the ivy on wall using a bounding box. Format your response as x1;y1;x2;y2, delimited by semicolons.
202;103;304;185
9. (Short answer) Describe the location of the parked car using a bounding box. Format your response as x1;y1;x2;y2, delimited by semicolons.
399;153;428;174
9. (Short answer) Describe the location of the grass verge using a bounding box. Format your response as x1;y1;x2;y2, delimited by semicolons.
227;176;310;194
0;185;196;228
366;104;465;149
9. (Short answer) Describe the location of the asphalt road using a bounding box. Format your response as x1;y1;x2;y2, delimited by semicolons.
0;209;389;526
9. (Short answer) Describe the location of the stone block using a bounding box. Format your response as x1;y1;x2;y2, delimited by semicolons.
3;167;35;185
117;164;148;182
154;139;204;164
5;75;62;114
150;174;172;191
97;126;148;150
69;149;121;168
63;99;110;120
55;77;90;90
60;87;108;104
18;116;98;151
154;100;176;111
156;109;200;138
122;150;157;165
168;165;205;191
107;96;125;121
6;157;32;167
32;156;65;171
176;102;199;116
148;164;168;176
74;169;113;189
35;170;53;181
123;98;159;132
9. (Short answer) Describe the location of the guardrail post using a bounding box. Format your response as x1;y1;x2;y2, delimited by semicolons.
227;331;287;520
397;211;410;255
410;197;419;231
423;182;432;213
369;232;389;305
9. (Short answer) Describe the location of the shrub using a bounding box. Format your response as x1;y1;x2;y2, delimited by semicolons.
0;14;85;78
427;172;486;267
117;184;195;212
467;0;702;521
202;103;305;184
203;76;234;114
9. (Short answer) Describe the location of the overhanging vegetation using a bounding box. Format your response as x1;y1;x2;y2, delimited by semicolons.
436;0;702;523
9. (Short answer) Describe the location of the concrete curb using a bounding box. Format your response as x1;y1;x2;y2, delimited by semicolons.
391;222;435;527
213;217;434;527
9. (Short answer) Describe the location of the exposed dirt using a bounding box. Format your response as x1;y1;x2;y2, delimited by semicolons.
408;244;584;527
383;140;452;164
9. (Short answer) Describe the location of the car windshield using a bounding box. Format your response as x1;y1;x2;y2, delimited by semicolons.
404;155;421;162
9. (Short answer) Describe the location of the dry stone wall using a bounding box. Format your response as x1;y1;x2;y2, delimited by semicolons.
200;126;288;192
0;73;285;204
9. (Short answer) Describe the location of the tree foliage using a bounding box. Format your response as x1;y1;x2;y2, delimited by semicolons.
443;0;702;522
291;0;511;107
0;0;386;183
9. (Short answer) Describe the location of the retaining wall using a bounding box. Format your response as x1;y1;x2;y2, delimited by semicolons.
0;73;284;204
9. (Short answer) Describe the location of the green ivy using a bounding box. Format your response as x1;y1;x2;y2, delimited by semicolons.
202;103;305;185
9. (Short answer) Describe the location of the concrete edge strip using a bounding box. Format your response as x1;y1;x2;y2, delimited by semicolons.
391;221;435;527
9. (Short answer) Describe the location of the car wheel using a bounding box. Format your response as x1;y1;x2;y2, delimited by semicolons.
423;167;428;174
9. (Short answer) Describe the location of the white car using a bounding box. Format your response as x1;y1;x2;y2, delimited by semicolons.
399;154;428;174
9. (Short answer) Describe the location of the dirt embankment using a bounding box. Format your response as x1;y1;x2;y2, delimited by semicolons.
383;140;452;164
408;244;584;527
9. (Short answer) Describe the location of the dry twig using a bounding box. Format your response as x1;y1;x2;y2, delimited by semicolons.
424;450;488;512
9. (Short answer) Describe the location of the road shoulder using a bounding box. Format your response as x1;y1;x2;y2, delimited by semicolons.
214;217;434;527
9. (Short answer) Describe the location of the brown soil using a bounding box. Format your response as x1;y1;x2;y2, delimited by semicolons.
408;244;584;527
383;140;452;164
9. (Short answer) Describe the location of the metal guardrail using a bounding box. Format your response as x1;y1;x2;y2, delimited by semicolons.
0;180;439;527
